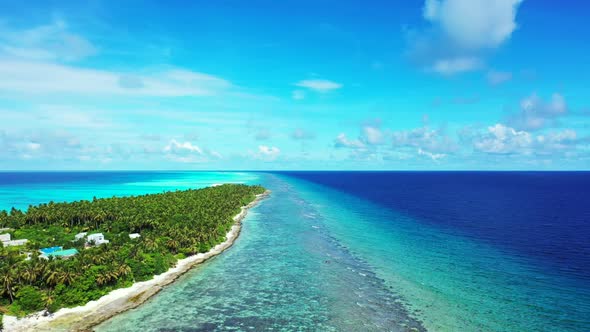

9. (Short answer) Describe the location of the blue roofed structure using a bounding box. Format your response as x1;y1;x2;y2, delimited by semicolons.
39;246;63;255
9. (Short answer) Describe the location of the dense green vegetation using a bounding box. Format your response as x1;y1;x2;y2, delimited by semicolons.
0;184;266;319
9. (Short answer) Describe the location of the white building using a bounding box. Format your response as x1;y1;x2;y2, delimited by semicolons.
86;233;109;245
129;233;141;239
1;233;28;247
2;239;28;247
75;232;88;241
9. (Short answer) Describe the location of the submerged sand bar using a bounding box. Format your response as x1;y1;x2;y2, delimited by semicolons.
3;190;270;332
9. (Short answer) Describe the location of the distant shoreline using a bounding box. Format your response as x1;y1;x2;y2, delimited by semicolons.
3;190;270;332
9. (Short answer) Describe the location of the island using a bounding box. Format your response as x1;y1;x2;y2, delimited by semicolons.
0;184;268;331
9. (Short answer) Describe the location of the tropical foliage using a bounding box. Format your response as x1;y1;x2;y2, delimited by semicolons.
0;184;265;318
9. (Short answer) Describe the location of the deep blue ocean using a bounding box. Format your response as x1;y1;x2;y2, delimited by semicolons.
1;171;589;331
282;171;590;283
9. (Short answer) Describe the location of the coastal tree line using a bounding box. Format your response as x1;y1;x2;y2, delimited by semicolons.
0;184;266;319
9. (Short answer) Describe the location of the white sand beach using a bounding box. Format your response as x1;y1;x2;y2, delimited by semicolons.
3;191;270;332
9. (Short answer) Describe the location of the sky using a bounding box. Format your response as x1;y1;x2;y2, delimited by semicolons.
0;0;589;170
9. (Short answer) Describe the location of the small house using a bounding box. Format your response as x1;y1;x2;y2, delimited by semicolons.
2;234;28;247
0;233;11;242
87;233;109;245
3;239;28;247
74;232;87;241
129;233;141;239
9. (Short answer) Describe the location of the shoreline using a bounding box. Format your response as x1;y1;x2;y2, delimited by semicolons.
3;190;270;332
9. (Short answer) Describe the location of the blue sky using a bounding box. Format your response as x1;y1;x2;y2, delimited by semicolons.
0;0;588;170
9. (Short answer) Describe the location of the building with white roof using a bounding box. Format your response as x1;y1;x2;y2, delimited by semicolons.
75;232;88;241
86;233;109;245
3;239;28;247
1;233;28;247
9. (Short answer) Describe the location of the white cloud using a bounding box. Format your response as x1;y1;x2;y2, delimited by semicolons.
487;70;513;85
163;139;203;155
256;145;281;160
509;93;568;130
0;19;97;62
0;60;231;97
432;57;482;75
0;130;83;161
388;125;457;162
418;148;446;161
473;124;532;154
334;133;365;149
161;140;226;163
472;124;578;155
410;0;523;75
295;79;342;93
423;0;523;49
392;126;457;153
362;126;383;145
535;130;577;153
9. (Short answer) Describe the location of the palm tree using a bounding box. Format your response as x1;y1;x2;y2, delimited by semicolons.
42;289;55;309
58;270;77;286
44;270;60;287
117;264;132;277
0;269;16;303
22;265;37;285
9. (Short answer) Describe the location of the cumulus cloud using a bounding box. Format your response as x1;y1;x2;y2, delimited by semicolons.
508;93;568;130
471;124;579;155
334;122;459;163
162;139;224;163
362;126;384;145
163;139;203;155
536;130;577;153
423;0;522;49
418;148;446;161
0;130;83;161
473;124;532;154
409;0;523;75
256;145;281;161
295;79;342;93
335;123;384;148
387;125;457;162
392;126;457;153
334;133;365;149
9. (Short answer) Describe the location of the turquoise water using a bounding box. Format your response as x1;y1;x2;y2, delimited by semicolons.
1;171;588;331
0;171;258;211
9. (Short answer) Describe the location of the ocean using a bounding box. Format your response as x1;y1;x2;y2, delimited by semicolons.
1;171;588;331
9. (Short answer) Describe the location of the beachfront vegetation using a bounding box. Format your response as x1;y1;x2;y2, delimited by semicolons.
0;184;266;317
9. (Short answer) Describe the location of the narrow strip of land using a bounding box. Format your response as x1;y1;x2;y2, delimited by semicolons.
3;190;269;332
